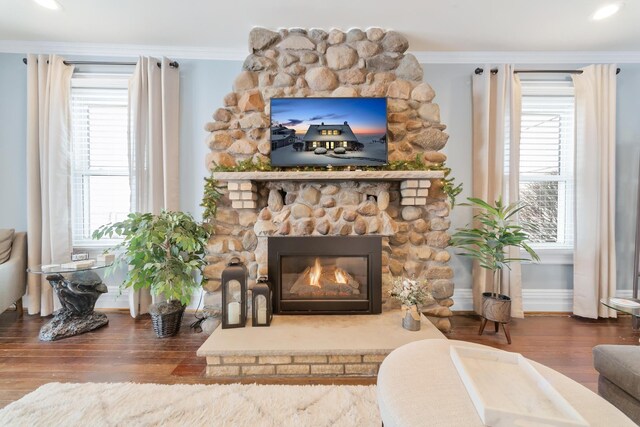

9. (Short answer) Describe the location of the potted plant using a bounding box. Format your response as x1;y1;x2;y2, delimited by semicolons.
389;277;430;331
92;211;209;338
449;197;539;324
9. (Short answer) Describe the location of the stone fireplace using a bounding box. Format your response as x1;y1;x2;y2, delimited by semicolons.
200;27;455;336
269;236;382;314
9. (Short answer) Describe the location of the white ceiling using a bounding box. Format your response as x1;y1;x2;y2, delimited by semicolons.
1;0;639;53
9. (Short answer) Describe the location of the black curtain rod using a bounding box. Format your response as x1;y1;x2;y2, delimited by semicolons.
22;58;179;68
474;67;620;75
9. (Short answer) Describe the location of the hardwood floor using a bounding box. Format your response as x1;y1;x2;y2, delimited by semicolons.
0;309;638;409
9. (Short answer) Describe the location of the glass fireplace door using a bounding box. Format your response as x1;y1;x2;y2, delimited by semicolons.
268;236;382;315
280;256;368;301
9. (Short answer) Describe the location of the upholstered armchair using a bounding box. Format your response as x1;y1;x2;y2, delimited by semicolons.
0;232;27;314
593;344;640;424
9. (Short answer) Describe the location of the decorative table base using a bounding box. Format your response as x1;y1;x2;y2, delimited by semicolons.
39;310;108;341
39;270;109;341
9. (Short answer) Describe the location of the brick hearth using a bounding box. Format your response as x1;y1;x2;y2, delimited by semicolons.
197;312;445;378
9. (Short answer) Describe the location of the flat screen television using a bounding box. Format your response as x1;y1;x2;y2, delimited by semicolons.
270;97;388;168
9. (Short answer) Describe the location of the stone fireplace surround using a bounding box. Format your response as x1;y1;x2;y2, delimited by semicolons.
200;27;455;343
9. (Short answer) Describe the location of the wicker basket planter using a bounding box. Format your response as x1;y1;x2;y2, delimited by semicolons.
149;301;186;338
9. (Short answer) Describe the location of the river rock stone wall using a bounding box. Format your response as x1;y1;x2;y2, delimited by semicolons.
201;28;454;334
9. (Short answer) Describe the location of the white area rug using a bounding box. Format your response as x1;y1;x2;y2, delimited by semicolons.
0;382;380;427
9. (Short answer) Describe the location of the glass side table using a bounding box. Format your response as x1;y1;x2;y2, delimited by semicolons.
28;261;113;341
601;297;640;330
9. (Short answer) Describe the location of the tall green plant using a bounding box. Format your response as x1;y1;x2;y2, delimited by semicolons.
92;211;209;306
449;197;540;296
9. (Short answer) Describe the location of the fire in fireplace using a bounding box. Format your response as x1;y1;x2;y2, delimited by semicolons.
268;236;382;314
284;256;367;299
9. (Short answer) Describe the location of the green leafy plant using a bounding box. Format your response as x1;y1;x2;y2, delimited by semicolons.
92;211;210;306
439;169;463;209
449;197;540;297
212;157;275;173
201;174;223;223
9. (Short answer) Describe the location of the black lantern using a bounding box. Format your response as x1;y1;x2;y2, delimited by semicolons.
252;276;273;327
221;258;247;329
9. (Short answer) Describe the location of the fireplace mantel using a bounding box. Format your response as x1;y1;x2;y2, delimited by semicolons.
213;170;444;182
214;170;445;209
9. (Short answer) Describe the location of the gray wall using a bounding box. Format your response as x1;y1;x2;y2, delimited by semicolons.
615;64;640;292
177;59;242;218
0;54;27;231
1;54;639;301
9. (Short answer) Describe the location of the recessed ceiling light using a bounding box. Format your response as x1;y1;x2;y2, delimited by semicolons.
33;0;62;10
592;3;623;20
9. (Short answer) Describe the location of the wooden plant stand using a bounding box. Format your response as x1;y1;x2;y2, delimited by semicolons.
478;317;511;344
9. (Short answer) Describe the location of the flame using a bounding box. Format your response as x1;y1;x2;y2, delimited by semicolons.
335;270;347;284
309;258;322;288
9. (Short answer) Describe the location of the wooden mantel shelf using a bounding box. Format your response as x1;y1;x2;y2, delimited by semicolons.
215;170;444;209
213;170;445;182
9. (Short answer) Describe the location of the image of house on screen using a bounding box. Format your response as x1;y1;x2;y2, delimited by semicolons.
271;125;297;151
301;121;364;152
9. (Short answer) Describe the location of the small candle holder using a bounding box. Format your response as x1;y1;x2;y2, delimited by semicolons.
252;277;273;327
221;258;247;329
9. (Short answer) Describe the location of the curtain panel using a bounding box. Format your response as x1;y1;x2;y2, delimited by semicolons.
572;64;617;318
127;56;180;317
471;65;524;317
25;54;75;316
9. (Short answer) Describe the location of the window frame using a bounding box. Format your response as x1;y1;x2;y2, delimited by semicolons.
70;73;132;249
517;79;576;264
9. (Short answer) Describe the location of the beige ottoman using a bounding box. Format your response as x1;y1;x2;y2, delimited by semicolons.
377;339;635;426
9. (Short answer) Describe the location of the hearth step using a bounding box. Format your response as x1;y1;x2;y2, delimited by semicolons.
197;311;445;378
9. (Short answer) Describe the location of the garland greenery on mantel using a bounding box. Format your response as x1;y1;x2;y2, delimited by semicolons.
201;155;463;222
201;175;222;223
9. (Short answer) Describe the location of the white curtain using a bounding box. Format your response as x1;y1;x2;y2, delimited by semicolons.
471;64;524;317
572;65;617;318
25;54;75;316
127;56;180;317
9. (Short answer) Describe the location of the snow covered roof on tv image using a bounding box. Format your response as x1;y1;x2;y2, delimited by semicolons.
303;123;359;142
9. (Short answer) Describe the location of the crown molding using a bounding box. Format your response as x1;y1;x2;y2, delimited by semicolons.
412;50;640;64
0;40;247;61
2;40;640;64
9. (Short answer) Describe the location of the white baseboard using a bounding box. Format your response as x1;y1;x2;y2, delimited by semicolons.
91;286;635;313
451;289;473;311
94;286;130;309
93;287;205;311
451;288;634;313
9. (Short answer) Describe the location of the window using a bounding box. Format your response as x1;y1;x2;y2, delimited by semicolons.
517;80;575;252
70;76;132;246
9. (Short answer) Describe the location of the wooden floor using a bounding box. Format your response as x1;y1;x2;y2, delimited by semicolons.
0;309;638;409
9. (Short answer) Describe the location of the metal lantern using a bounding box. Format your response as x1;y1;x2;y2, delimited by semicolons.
252;276;273;327
221;258;247;329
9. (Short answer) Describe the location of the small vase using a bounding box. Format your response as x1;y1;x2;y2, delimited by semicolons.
402;305;421;331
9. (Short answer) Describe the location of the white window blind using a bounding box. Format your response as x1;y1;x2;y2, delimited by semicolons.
518;80;575;249
70;76;131;246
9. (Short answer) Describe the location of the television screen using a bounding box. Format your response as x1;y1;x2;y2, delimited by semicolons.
270;97;388;168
